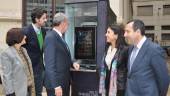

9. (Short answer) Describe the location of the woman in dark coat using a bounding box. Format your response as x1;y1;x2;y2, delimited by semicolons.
99;25;128;96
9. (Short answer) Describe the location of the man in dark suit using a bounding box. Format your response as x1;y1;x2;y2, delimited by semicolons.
44;13;79;96
124;19;170;96
22;8;47;96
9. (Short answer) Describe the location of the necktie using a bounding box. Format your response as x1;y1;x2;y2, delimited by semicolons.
61;37;71;55
130;46;138;71
36;30;43;50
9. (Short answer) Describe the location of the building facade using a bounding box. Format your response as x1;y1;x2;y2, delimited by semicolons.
133;0;170;46
109;0;133;24
0;0;22;52
22;0;64;28
0;0;65;52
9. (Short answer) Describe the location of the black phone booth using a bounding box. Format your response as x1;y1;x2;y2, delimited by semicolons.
64;0;116;95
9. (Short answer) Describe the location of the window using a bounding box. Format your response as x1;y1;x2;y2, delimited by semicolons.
23;0;65;28
145;26;154;30
163;5;170;15
162;34;170;40
28;0;48;3
56;5;65;13
137;5;153;16
145;34;154;41
56;0;65;5
161;25;170;30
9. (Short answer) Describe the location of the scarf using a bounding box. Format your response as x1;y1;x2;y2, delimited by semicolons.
15;47;36;96
99;51;119;96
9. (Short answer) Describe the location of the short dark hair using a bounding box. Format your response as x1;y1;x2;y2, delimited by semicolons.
6;28;24;46
31;7;47;23
127;19;145;35
108;24;127;48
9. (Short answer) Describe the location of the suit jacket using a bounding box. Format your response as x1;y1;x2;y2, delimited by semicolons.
22;24;46;75
0;47;32;96
44;29;72;96
116;46;128;90
125;39;170;96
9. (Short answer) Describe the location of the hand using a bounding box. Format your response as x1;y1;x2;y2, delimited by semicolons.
73;63;80;70
55;87;62;96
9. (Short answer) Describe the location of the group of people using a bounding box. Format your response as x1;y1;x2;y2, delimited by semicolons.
99;20;170;96
0;8;78;96
0;7;169;96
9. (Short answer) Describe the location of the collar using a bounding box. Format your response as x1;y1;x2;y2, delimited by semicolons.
136;36;146;49
32;23;41;34
53;28;62;37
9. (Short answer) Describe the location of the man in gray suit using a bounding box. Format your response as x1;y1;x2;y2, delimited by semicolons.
124;19;169;96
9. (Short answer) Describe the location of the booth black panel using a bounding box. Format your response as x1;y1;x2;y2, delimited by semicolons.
71;71;99;96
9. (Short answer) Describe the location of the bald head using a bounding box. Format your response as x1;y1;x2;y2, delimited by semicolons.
53;12;67;26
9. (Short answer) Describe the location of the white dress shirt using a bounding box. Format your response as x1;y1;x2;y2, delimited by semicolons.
32;23;41;34
105;46;117;70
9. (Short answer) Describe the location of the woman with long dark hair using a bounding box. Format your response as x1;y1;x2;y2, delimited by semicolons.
99;25;128;96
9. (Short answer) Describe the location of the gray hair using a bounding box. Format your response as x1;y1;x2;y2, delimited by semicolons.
53;12;67;26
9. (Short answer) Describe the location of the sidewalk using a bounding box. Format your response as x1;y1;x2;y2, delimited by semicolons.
1;85;170;96
41;87;170;96
0;84;5;96
0;85;48;96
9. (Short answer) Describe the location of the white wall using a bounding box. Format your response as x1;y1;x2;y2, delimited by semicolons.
109;0;132;24
0;0;22;52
